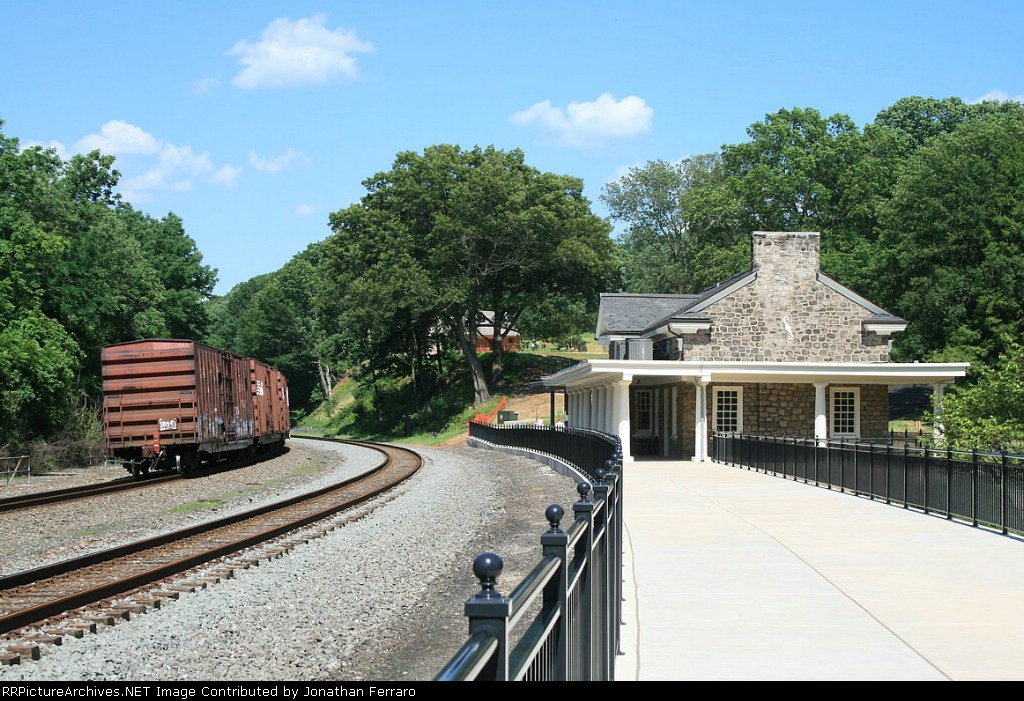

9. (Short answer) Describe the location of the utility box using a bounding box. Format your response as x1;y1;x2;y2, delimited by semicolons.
628;338;653;361
497;410;518;424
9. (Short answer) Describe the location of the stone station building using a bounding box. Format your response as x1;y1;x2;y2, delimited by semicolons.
544;231;969;462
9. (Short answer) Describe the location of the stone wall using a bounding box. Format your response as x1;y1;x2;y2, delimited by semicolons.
657;381;890;458
682;232;890;362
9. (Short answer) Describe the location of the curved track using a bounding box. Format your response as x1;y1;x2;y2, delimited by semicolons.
0;474;179;513
0;439;421;656
0;447;291;513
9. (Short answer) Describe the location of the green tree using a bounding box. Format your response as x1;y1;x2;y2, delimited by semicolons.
323;145;615;405
939;343;1024;451
720;107;862;234
873;107;1024;364
602;156;745;293
119;208;216;340
206;274;273;350
0;120;217;449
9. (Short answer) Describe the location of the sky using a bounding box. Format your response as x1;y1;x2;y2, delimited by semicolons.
3;1;1022;295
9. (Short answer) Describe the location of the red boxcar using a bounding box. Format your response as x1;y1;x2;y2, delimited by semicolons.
102;339;290;476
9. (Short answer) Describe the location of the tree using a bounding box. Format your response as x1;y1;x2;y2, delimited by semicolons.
119;208;216;340
720;107;862;233
0;120;218;449
602;156;745;293
939;343;1024;451
323;145;615;405
873;107;1024;364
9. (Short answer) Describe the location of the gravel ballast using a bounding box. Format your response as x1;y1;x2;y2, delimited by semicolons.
0;438;580;681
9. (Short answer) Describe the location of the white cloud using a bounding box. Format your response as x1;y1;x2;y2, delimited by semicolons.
510;93;654;147
212;165;242;187
249;148;308;174
970;89;1024;104
229;13;374;89
75;120;160;155
194;77;219;95
74;121;240;202
296;204;318;216
22;139;67;158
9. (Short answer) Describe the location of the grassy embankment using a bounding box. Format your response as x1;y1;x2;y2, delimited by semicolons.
295;342;605;446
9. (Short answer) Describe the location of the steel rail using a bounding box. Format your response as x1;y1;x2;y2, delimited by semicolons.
0;474;180;513
0;440;421;636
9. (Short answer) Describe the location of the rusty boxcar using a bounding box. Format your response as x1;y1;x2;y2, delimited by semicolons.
102;339;290;477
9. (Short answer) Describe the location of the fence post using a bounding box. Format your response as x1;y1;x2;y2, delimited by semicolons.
604;458;624;649
885;441;892;505
868;443;875;500
825;437;832;489
853;438;859;496
903;442;909;509
463;552;512;681
1002;450;1008;535
924;446;930;514
541;504;570;680
573;480;595;681
592;467;613;681
971;448;978;527
946;446;953;520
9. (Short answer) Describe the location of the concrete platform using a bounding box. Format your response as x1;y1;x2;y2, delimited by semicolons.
617;459;1024;681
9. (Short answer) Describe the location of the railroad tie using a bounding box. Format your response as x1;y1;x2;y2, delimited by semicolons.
6;644;40;661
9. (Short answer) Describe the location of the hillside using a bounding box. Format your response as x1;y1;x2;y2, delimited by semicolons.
297;344;605;445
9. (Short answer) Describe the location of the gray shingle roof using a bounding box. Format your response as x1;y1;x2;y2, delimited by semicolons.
598;293;700;335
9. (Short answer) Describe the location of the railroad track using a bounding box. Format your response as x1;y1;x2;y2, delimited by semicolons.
0;446;292;513
0;439;421;664
0;473;179;513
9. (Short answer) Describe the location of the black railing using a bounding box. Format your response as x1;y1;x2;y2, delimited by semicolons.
467;420;620;482
711;433;1024;536
437;424;623;681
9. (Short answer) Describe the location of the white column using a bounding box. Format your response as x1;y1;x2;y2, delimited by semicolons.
603;385;614;434
615;377;633;462
932;383;947;439
814;382;828;446
693;379;709;462
671;385;678;440
589;384;598;429
661;388;670;456
596;385;606;433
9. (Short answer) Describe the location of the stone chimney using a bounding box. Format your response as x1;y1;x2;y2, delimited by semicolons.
752;231;820;286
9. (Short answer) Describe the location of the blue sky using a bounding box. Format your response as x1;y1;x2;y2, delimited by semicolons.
3;1;1021;295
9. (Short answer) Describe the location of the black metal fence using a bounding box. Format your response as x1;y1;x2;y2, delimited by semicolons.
436;424;623;681
467;421;620;483
711;433;1024;536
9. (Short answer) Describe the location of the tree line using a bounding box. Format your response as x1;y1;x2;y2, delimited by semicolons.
3;94;1023;456
1;122;214;458
602;97;1024;449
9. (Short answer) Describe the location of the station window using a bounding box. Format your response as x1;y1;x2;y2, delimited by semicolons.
830;387;860;437
713;386;743;434
634;389;653;433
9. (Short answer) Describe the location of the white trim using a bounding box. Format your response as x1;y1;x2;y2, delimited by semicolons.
713;386;744;434
817;273;891;316
644;320;712;340
864;322;908;335
543;358;970;388
686;272;757;313
830;387;860;438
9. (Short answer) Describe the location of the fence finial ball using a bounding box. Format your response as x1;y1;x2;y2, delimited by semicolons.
577;481;591;501
546;503;565;530
595;467;606;484
472;552;504;598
